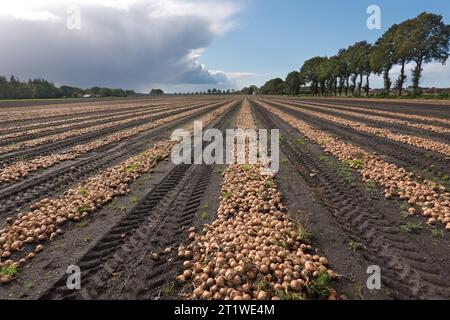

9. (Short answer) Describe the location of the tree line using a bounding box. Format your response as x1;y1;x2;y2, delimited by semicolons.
0;75;135;99
255;12;450;97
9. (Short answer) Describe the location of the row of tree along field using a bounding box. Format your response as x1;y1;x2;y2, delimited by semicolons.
256;12;450;97
0;75;135;99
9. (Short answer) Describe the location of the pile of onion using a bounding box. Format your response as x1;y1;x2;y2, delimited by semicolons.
176;100;337;300
258;100;450;231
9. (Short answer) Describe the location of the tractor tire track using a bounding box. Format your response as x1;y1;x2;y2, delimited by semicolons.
0;101;234;223
0;100;230;167
252;100;450;300
38;101;240;300
262;100;450;186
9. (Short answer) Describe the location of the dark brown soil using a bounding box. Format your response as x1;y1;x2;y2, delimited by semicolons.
1;96;448;301
251;99;450;300
8;102;240;300
299;97;450;118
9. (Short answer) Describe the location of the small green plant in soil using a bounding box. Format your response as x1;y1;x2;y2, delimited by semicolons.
77;205;92;214
254;279;271;292
365;180;377;192
143;174;152;181
76;220;88;228
400;223;422;234
298;226;312;242
337;164;355;184
295;138;306;146
79;187;90;197
221;191;232;198
115;205;127;213
0;265;18;277
276;290;304;300
130;196;140;204
161;282;175;295
126;162;140;173
199;211;209;220
347;240;365;252
343;159;364;170
266;179;276;188
431;228;444;239
308;272;331;299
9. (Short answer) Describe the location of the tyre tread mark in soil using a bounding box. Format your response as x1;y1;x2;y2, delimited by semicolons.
0;104;180;147
301;98;450;118
0;99;179;129
262;100;449;184
251;100;450;300
39;101;240;300
274;99;450;143
0;102;230;222
0;101;230;167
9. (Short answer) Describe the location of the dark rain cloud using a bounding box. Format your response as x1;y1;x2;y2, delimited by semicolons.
0;1;239;91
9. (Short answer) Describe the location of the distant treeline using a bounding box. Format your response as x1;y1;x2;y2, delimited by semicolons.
0;75;135;99
248;12;450;97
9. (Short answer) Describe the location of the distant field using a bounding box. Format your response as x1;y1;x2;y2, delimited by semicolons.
0;97;155;108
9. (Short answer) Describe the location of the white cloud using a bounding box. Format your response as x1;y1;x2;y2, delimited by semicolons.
0;0;245;92
224;72;259;79
146;0;240;34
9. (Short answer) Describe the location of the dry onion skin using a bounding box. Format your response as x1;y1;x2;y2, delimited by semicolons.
267;100;450;157
0;102;235;282
177;100;338;301
257;99;450;231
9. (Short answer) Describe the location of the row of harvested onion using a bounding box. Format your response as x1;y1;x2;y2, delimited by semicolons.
291;99;450;127
0;98;175;124
0;100;228;155
271;99;450;134
256;99;450;231
266;99;450;157
176;99;338;300
0;101;236;285
0;103;179;140
0;102;176;133
0;101;229;184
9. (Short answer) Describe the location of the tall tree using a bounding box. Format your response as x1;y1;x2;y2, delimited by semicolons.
394;20;415;96
285;71;301;96
300;57;326;96
371;24;399;94
336;49;351;96
260;78;286;95
408;12;450;95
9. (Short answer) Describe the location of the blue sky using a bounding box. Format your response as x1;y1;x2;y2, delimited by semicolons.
201;0;450;89
1;0;449;92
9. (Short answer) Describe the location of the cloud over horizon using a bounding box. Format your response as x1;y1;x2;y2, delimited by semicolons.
0;0;244;92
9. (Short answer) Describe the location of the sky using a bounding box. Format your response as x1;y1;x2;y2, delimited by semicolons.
0;0;449;93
